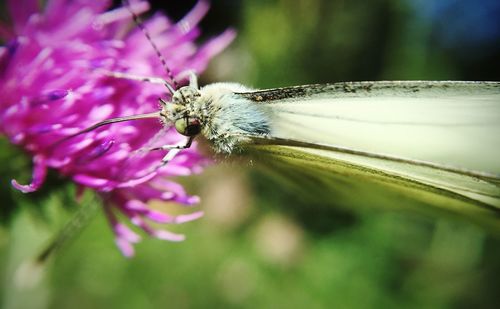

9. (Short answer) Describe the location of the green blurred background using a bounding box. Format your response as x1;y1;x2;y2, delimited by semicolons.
1;0;500;308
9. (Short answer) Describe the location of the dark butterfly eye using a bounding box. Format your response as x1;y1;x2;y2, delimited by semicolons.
174;117;201;136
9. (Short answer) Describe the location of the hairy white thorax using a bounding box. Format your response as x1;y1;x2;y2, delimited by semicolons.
160;82;272;154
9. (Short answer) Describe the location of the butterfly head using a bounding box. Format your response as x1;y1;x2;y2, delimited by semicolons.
160;86;203;137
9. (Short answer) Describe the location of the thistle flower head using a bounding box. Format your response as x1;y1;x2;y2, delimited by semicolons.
0;0;235;256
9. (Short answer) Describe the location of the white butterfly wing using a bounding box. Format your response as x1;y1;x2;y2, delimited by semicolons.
237;81;500;220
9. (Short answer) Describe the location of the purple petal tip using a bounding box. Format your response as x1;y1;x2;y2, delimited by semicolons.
175;211;204;224
116;238;135;258
154;230;185;242
11;179;38;193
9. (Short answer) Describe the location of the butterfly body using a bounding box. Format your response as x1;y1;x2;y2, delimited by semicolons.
161;82;272;154
148;78;500;213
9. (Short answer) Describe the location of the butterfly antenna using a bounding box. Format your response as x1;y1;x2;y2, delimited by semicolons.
50;112;160;149
122;0;179;93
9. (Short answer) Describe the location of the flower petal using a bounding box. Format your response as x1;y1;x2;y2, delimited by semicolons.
174;211;204;224
115;238;135;258
11;155;47;193
153;230;185;242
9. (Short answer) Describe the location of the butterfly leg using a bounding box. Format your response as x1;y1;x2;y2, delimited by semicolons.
175;69;199;89
134;136;195;179
189;71;198;89
147;136;194;152
98;69;169;85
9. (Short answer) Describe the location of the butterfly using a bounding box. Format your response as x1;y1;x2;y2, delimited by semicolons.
78;75;500;220
53;1;500;228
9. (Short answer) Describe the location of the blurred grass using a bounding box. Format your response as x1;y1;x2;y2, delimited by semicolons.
1;0;500;308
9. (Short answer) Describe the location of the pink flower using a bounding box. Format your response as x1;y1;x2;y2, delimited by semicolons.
0;0;235;256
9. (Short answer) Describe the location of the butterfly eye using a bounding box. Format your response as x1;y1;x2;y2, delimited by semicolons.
174;117;201;136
